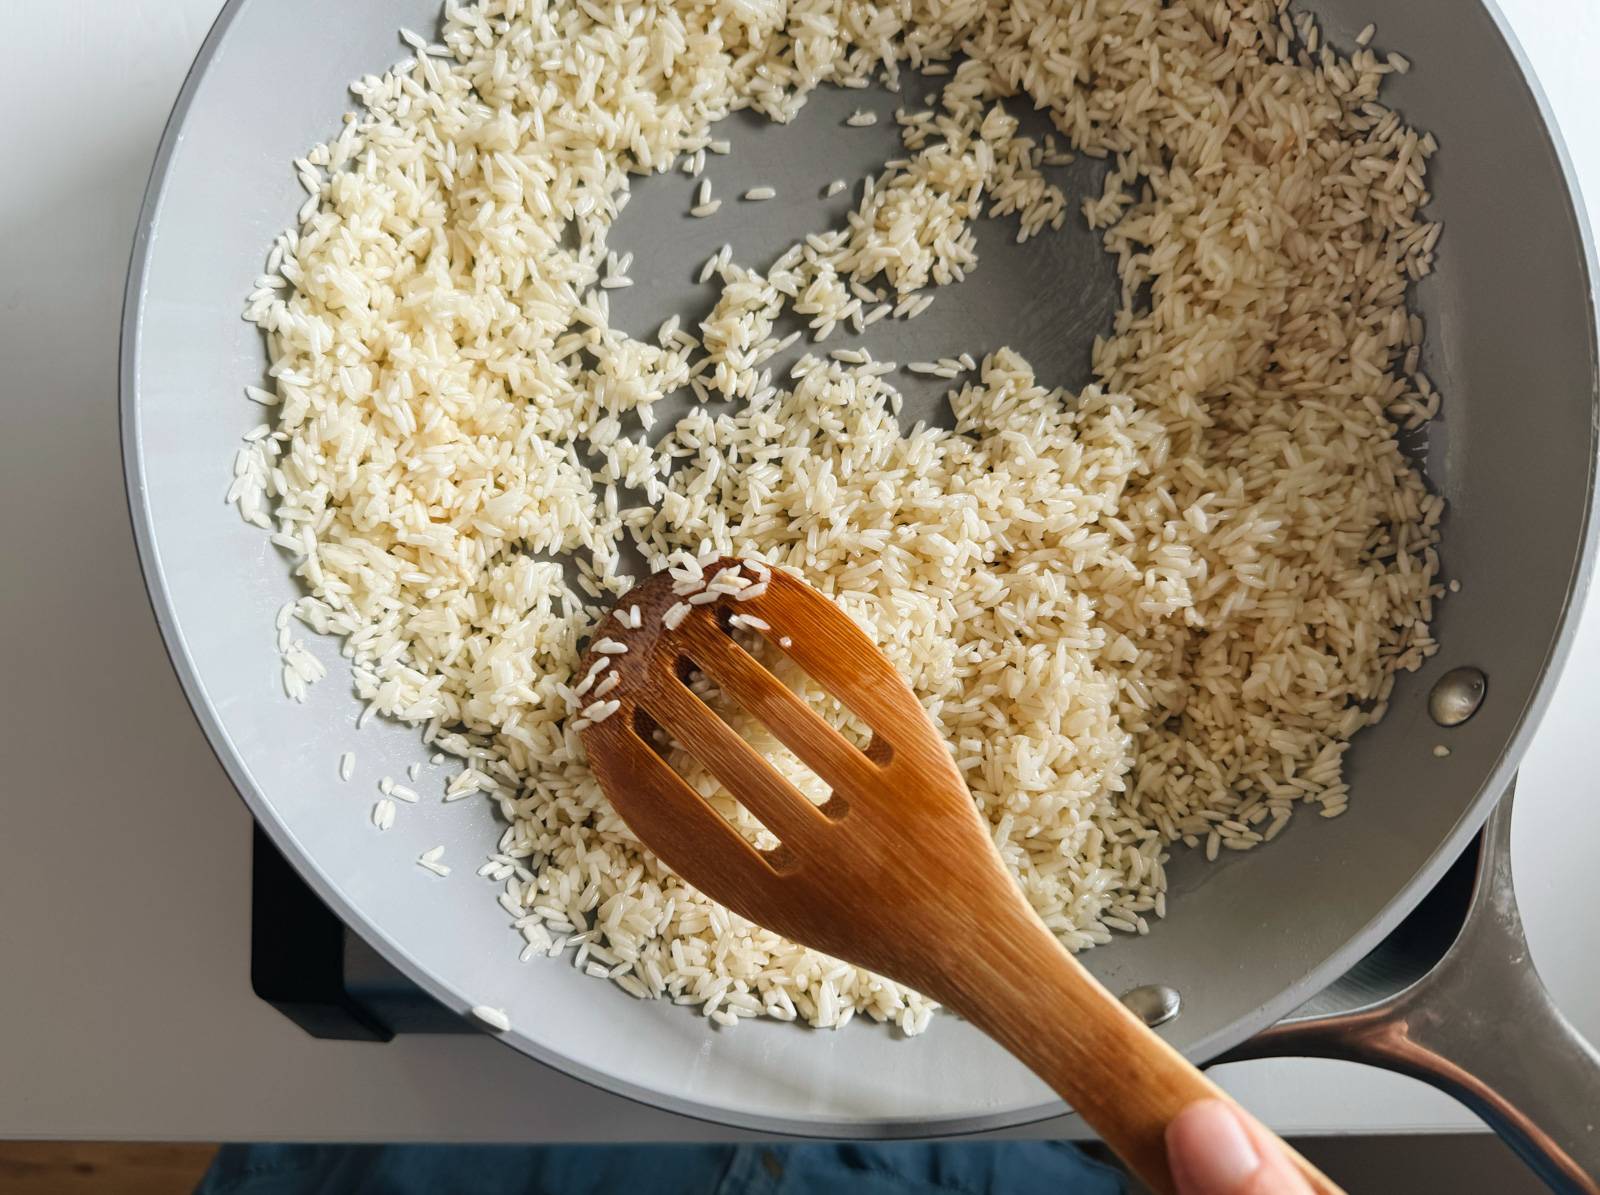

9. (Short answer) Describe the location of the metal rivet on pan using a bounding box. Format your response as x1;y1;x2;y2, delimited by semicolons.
1429;666;1487;728
1121;984;1181;1029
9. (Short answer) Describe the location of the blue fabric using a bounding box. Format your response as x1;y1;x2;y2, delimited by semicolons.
196;1141;1126;1195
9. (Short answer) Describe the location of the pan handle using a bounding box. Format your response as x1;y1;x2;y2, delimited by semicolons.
1227;796;1600;1194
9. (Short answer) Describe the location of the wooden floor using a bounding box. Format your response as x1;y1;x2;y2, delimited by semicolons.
0;1143;217;1194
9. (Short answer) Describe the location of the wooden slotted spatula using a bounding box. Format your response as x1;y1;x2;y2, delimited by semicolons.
577;558;1342;1195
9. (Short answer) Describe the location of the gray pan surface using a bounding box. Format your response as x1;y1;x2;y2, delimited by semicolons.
123;0;1598;1135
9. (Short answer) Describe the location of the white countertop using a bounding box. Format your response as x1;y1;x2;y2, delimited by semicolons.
2;0;1597;1143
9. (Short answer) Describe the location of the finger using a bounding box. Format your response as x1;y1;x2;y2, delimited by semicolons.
1167;1099;1316;1195
1234;1107;1321;1195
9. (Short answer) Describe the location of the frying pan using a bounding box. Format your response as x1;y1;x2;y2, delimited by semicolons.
122;0;1600;1184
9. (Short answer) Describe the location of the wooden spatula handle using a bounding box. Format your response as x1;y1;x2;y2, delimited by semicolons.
937;902;1344;1195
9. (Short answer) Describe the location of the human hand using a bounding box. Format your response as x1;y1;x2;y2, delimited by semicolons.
1166;1099;1316;1195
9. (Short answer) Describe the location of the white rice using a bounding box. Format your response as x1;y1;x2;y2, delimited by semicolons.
470;1004;510;1032
236;0;1443;1034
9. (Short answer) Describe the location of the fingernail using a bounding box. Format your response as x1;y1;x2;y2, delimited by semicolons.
1181;1100;1261;1190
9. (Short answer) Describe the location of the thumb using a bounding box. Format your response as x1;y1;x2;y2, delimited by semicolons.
1166;1099;1317;1195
